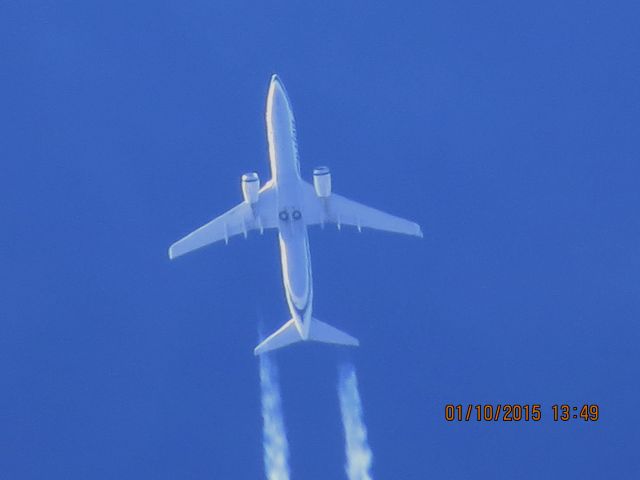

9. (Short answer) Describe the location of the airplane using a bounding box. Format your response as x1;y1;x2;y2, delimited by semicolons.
169;75;423;355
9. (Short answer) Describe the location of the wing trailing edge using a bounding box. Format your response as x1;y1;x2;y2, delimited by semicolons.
300;181;423;237
169;185;278;259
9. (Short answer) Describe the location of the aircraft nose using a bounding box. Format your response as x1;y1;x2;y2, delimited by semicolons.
270;74;286;94
268;74;291;107
266;74;295;127
270;74;284;86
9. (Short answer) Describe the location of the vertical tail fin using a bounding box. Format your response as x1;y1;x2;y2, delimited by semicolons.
254;318;359;355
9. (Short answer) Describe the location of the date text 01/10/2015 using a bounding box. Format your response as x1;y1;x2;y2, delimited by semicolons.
444;404;599;422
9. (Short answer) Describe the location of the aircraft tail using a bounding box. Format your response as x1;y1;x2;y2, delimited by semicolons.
254;318;359;355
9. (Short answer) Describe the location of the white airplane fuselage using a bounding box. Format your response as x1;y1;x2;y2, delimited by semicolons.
169;74;421;355
266;76;313;339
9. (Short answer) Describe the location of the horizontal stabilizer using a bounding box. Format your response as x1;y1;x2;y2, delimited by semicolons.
254;318;359;355
308;318;359;347
254;319;301;355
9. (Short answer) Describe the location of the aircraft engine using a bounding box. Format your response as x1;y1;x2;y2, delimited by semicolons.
313;166;331;197
241;172;260;203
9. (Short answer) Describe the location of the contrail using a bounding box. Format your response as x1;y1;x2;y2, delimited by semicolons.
338;364;374;480
259;354;290;480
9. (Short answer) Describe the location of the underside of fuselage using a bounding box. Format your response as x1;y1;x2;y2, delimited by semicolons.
267;75;313;335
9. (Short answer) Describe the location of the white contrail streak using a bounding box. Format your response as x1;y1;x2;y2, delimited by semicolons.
259;355;290;480
338;364;374;480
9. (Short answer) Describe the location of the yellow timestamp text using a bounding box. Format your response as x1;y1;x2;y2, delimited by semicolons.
444;404;600;422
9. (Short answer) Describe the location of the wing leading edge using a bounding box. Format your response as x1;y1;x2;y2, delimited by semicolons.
301;182;423;237
169;183;278;259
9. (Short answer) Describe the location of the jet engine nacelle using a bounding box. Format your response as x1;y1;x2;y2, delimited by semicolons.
241;172;260;204
313;166;331;197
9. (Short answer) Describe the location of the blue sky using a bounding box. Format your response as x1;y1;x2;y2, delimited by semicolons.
1;1;639;478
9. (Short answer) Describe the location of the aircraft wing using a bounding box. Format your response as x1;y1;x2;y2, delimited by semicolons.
301;182;423;237
169;183;278;259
